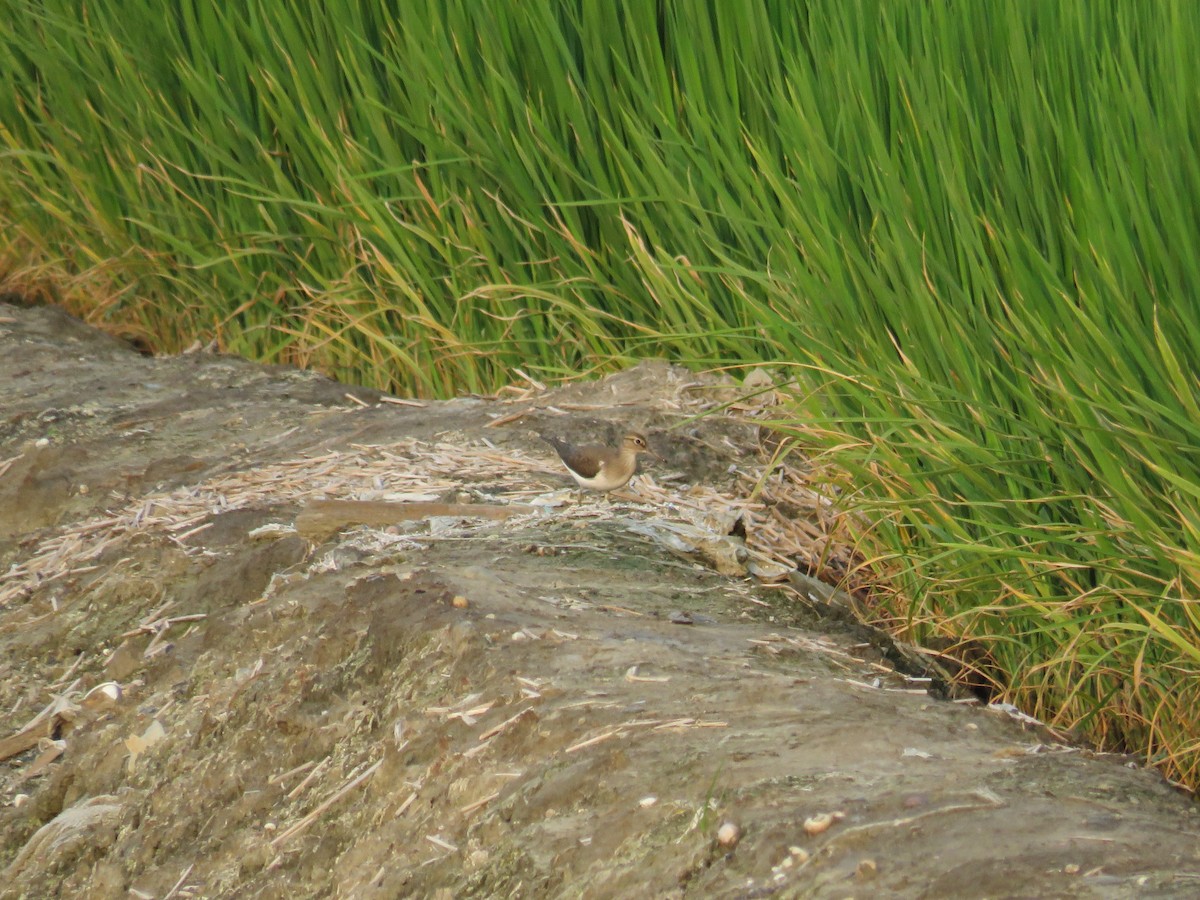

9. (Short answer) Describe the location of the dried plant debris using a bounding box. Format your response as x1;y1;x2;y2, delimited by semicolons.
2;433;846;610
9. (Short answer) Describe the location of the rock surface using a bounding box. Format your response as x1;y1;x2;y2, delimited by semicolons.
1;302;1198;898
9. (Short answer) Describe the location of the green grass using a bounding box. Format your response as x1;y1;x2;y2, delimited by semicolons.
3;0;1200;788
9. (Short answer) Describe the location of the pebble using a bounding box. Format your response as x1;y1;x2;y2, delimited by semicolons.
855;859;878;880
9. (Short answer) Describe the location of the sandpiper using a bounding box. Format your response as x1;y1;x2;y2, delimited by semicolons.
540;431;654;494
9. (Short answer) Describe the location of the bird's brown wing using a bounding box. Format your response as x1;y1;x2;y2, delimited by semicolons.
544;435;603;479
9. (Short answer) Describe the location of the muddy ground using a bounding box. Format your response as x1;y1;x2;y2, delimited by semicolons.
1;301;1198;899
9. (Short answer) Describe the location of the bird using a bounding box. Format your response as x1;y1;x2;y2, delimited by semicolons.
539;431;654;494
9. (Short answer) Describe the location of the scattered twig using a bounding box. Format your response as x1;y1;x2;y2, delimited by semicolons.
652;718;727;731
485;408;533;428
123;613;207;640
379;396;427;407
1;691;81;762
272;758;383;847
172;521;214;543
0;453;22;478
287;755;332;799
269;759;319;787
459;706;535;759
460;791;501;816
49;652;87;689
425;834;458;852
625;666;670;683
162;863;195;900
394;791;417;818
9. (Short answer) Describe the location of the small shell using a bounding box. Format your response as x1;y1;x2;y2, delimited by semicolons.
803;813;836;835
82;682;122;709
716;821;741;848
452;595;469;608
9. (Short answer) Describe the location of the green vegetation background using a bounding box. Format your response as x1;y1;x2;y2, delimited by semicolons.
4;0;1200;788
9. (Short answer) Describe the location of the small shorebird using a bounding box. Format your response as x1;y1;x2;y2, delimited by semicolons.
540;431;654;494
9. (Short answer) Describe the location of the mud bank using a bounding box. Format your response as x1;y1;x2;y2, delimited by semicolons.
1;303;1198;899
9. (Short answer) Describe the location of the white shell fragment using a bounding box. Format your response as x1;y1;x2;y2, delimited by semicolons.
717;821;741;847
802;811;844;835
81;681;123;710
